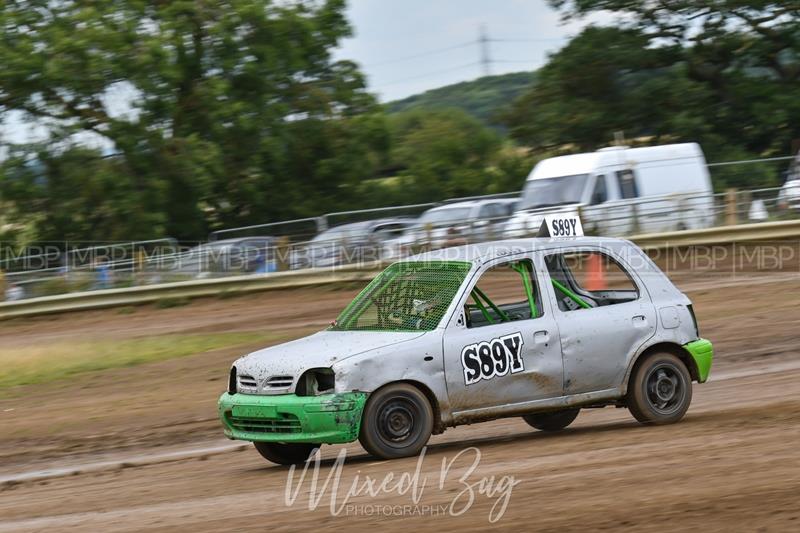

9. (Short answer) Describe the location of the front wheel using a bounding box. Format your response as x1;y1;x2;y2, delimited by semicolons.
253;442;320;465
627;352;692;425
522;408;580;431
359;383;433;460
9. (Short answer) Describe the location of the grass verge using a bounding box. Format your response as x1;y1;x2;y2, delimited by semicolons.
0;331;275;390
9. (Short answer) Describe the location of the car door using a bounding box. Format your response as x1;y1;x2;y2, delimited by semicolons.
595;169;636;236
442;255;564;413
543;247;657;395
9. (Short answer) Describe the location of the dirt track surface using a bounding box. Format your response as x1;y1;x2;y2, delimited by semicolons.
1;275;800;531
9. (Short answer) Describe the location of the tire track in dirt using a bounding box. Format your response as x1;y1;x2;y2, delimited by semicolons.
1;368;798;532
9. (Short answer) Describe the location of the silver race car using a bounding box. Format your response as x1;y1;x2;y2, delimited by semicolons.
219;218;713;465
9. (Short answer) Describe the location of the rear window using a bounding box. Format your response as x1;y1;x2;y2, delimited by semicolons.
332;261;471;331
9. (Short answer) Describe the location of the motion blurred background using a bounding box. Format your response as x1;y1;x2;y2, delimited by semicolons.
2;4;800;530
1;0;798;245
2;1;800;300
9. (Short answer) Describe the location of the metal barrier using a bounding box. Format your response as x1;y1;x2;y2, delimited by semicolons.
324;202;437;227
208;217;324;242
1;238;180;300
4;219;800;320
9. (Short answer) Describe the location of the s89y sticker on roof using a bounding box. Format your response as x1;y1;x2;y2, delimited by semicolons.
461;332;524;386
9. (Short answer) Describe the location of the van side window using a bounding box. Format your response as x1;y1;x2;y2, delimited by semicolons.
616;169;639;199
591;175;607;204
545;252;639;312
465;260;540;328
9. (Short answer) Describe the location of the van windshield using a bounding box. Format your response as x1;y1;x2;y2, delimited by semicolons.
520;174;589;210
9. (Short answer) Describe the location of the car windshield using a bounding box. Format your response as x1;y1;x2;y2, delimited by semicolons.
331;260;472;332
418;207;472;226
520;174;589;210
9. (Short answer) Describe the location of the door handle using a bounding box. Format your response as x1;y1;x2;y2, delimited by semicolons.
632;315;647;325
534;330;550;343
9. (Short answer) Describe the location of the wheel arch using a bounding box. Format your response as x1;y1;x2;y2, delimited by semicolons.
623;341;699;395
367;379;444;435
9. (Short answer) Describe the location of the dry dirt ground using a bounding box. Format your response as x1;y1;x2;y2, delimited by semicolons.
1;274;799;531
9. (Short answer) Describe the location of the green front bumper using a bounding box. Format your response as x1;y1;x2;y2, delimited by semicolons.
684;338;713;383
218;392;367;444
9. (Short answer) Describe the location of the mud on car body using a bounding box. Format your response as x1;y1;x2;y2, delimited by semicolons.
218;227;713;465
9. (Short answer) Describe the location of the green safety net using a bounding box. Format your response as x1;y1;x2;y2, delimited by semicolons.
332;261;472;332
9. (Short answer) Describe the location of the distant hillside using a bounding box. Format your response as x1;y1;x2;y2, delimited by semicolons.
385;71;537;129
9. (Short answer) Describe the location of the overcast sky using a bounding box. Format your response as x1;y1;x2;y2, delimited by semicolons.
337;0;613;101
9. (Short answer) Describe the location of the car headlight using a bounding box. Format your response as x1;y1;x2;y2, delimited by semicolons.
296;368;335;396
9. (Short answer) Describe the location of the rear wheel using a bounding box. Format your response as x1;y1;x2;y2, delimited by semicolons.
522;408;580;431
359;383;433;460
253;442;320;465
627;352;692;424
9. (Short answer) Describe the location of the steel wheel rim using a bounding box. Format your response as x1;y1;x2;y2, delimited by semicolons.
376;397;420;447
644;363;686;415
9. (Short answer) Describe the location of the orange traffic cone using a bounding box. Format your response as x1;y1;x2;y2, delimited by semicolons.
585;253;606;291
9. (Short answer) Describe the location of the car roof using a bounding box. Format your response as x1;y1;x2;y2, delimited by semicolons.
427;198;514;212
406;236;634;265
319;217;411;233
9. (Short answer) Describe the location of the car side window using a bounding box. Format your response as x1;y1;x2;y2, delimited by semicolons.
545;251;639;312
616;169;639;199
373;223;407;239
591;175;607;205
491;203;511;219
465;259;540;328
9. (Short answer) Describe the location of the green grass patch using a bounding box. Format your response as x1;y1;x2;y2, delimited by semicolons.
155;297;191;309
0;331;276;390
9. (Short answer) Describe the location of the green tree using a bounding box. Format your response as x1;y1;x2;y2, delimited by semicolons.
388;109;506;201
505;7;800;188
542;1;800;157
0;0;385;241
504;27;708;151
1;146;165;242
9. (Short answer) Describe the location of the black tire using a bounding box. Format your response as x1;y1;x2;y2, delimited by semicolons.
359;383;433;460
253;442;321;465
522;408;580;431
627;352;692;425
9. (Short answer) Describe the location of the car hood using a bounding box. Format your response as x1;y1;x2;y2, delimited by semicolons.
233;330;427;383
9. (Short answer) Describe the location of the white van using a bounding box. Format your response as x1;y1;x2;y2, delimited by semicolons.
504;143;715;238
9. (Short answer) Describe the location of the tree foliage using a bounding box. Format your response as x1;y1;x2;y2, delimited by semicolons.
0;0;385;241
388;109;513;200
506;2;800;188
